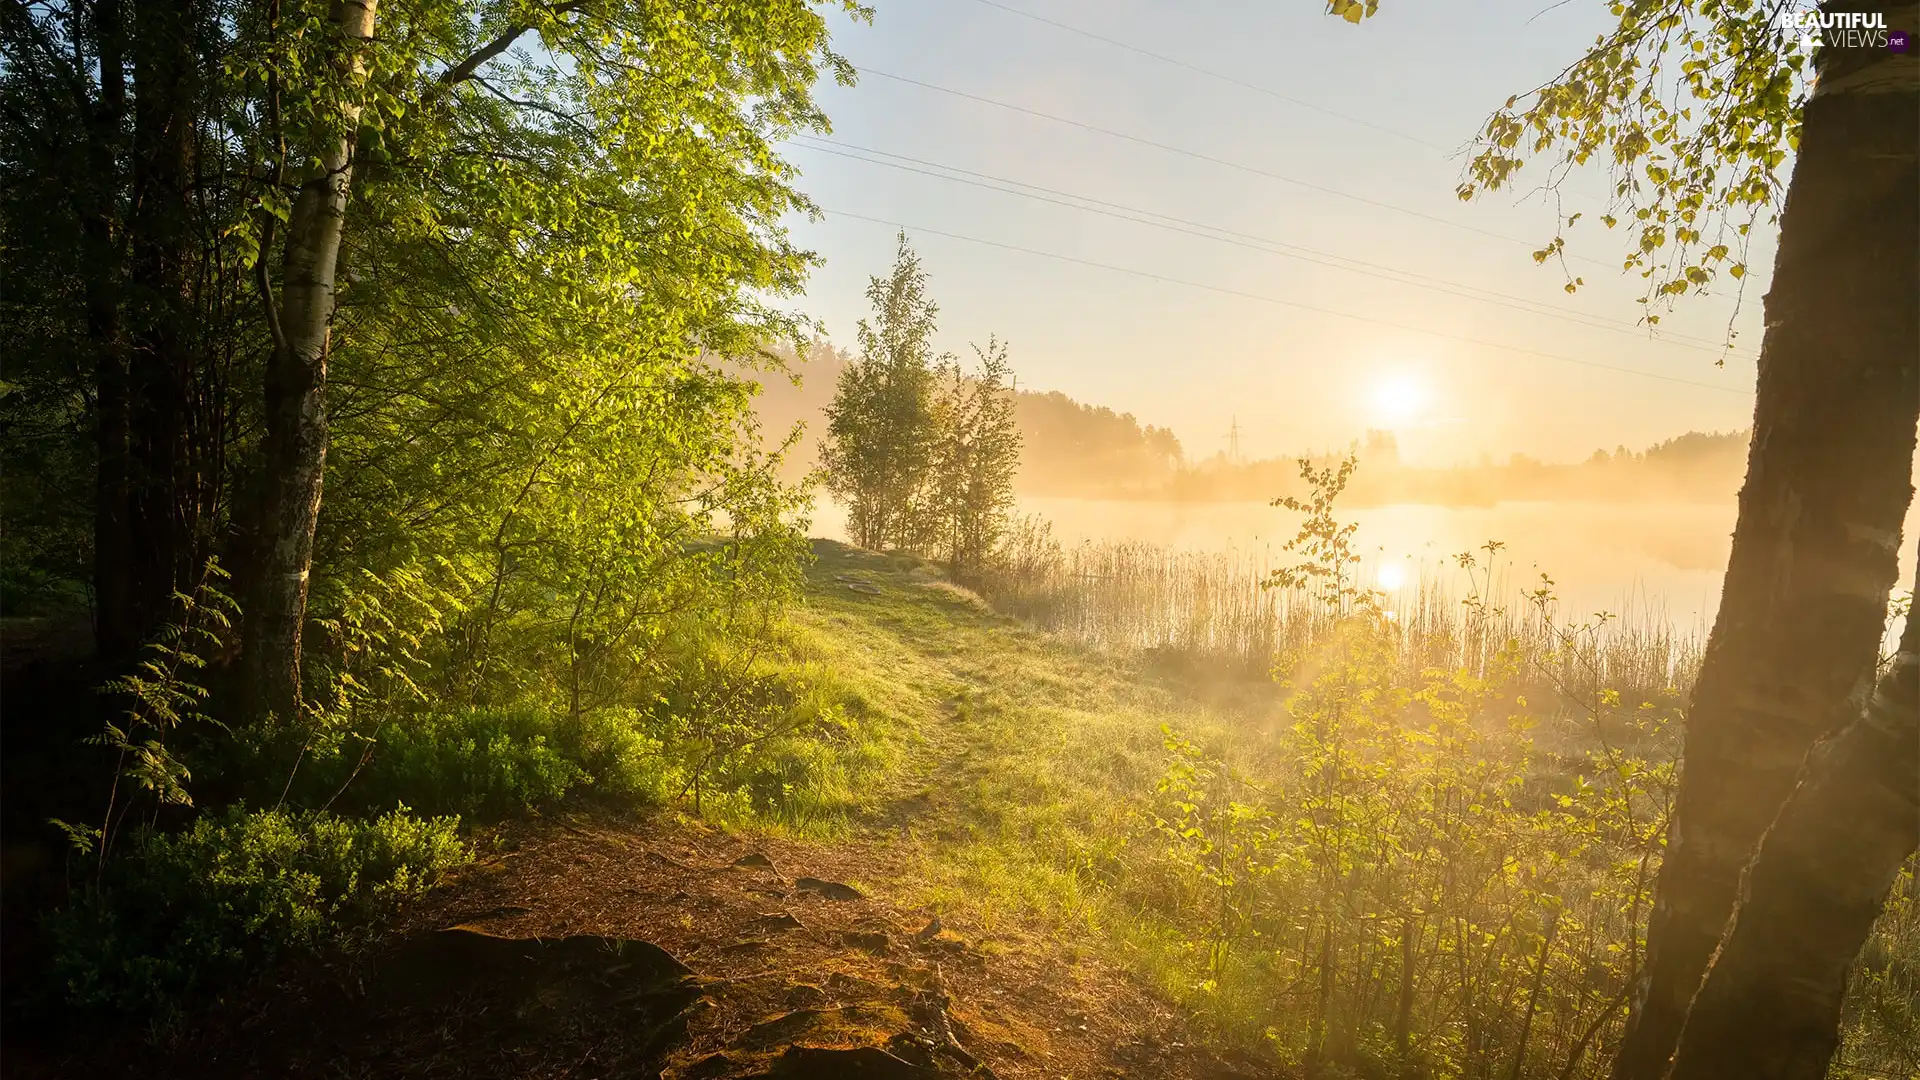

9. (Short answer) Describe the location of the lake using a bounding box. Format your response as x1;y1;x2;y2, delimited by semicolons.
808;496;1920;632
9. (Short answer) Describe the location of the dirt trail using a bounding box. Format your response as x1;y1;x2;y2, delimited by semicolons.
38;812;1258;1079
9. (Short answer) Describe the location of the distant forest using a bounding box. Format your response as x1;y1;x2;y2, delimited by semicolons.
1179;428;1750;506
751;344;1747;506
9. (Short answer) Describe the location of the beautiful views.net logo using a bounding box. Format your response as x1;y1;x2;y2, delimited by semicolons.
1775;8;1910;52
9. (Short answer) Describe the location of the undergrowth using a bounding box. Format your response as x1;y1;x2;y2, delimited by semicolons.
47;805;465;1018
42;549;909;1021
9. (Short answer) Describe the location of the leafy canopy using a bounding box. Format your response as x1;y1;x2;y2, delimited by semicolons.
1335;0;1811;335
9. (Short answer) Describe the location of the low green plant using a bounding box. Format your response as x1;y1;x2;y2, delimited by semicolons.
47;804;466;1016
644;622;883;827
336;708;587;818
1116;460;1684;1076
52;562;238;879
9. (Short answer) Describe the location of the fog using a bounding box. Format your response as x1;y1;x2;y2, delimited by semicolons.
805;476;1920;633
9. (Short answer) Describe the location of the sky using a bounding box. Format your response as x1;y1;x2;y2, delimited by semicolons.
776;0;1773;467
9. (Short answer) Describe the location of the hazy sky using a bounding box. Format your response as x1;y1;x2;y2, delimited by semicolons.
778;0;1772;466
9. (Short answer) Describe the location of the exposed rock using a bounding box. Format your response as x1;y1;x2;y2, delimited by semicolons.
358;927;704;1072
842;930;892;955
784;984;828;1008
794;876;864;901
763;1045;938;1078
678;1051;738;1078
825;971;885;998
451;904;533;924
380;927;694;1003
833;574;884;596
741;1008;823;1049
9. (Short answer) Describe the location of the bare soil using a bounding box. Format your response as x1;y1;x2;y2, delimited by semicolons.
8;809;1268;1079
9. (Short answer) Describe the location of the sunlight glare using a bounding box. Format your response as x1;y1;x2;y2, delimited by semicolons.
1376;562;1407;592
1373;376;1427;426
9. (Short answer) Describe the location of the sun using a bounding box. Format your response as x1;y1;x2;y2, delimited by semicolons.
1376;562;1407;592
1372;376;1426;426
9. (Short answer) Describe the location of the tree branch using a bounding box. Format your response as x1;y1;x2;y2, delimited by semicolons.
437;0;590;89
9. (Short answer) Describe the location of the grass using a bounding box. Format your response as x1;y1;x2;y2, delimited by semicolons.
798;540;1293;985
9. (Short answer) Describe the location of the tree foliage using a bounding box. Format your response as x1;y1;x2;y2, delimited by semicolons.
927;337;1021;583
1337;0;1814;331
1462;0;1814;323
821;235;1023;580
822;234;944;551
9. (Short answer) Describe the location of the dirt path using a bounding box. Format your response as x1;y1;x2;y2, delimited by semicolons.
39;812;1259;1079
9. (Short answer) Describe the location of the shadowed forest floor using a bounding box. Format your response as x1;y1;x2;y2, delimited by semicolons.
6;543;1286;1078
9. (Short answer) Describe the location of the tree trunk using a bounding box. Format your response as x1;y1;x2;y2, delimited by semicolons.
1665;554;1918;1080
119;0;202;648
241;0;377;722
1308;917;1336;1076
87;0;135;659
1610;12;1920;1079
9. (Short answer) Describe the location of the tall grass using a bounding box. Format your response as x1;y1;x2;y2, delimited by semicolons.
984;537;1706;709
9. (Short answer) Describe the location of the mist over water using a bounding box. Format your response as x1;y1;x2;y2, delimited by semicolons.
809;495;1920;632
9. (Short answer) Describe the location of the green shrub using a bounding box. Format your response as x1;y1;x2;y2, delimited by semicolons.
345;708;587;818
48;805;466;1015
311;706;681;817
552;706;674;805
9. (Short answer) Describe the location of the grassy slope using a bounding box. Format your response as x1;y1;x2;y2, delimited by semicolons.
791;540;1290;1038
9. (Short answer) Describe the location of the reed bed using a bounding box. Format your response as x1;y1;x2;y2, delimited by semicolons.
983;538;1707;707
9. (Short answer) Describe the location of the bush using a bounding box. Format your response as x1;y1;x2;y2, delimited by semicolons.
306;706;679;818
553;706;674;805
48;805;466;1016
342;708;588;818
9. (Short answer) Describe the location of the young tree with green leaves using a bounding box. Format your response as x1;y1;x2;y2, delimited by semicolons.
821;233;944;551
927;336;1021;585
1331;3;1917;1075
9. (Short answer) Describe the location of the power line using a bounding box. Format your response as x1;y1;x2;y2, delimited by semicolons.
959;0;1452;152
854;65;1616;271
790;136;1749;359
814;207;1752;398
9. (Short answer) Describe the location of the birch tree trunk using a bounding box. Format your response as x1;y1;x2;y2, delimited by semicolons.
241;0;377;722
1610;7;1920;1077
1665;553;1918;1080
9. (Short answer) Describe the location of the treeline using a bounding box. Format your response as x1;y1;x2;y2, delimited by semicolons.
1016;391;1184;494
820;236;1023;585
757;356;1746;507
1;0;858;1017
1164;429;1750;505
